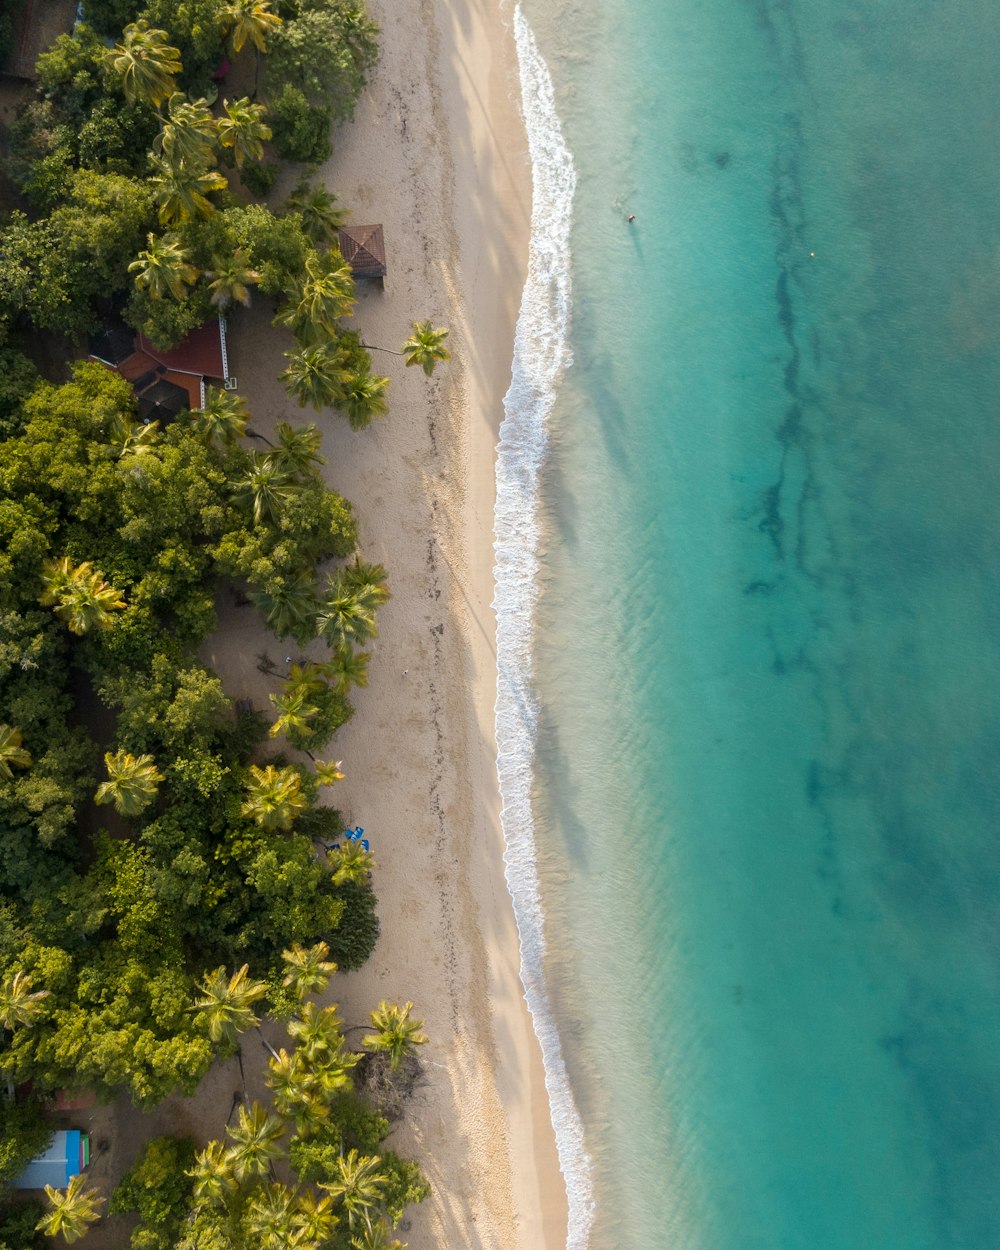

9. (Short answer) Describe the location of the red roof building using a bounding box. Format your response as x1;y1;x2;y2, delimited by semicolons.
90;317;231;414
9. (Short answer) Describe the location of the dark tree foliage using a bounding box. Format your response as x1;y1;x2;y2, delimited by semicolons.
269;83;333;166
0;1100;52;1188
266;0;379;122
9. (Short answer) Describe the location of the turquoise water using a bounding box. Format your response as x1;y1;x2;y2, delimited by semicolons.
515;1;1000;1246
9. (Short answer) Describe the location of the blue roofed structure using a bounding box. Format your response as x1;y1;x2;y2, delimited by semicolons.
11;1130;89;1190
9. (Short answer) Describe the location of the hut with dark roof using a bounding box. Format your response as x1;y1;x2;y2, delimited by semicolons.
338;224;387;283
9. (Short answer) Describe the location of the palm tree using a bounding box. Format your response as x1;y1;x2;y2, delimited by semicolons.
156;93;218;167
39;558;126;635
223;0;282;53
129;232;199;301
335;371;389;431
241;764;307;830
247;1183;296;1248
281;941;337;998
0;724;32;782
287;1001;344;1062
265;1048;331;1136
268;685;319;740
94;750;164;817
297;253;355;336
37;1175;105;1244
294;1190;338;1247
190;387;249;447
188;1140;237;1207
351;1220;404;1250
363;1002;428;1071
401;321;451;376
285;661;330;697
319;1150;386;1234
217;97;272;168
191;964;267;1045
112;417;161;459
232;456;294;526
207;247;261;308
150;155;228;227
105;20;182;108
0;971;49;1031
270;421;324;478
280;345;352;412
324;643;370;695
316;569;386;648
313;760;344;787
327;837;375;887
226;1102;284;1181
248;573;319;641
343;558;391;601
286;182;346;245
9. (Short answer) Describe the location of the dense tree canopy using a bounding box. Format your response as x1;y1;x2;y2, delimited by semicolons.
0;361;381;1108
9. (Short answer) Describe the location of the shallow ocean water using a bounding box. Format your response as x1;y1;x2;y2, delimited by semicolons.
507;1;1000;1246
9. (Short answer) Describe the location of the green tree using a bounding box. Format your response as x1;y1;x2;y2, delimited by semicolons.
95;750;165;817
268;686;319;741
319;1150;386;1235
296;252;356;337
271;421;324;478
267;84;332;166
248;573;319;642
352;1220;404;1250
281;941;337;999
363;1002;427;1071
207;248;261;308
227;1102;284;1181
325;643;369;695
313;759;345;787
189;386;249;447
327;838;374;887
266;2;379;122
246;1182;295;1244
188;1140;237;1207
316;566;388;648
241;764;307;830
150;155;227;227
217;97;272;168
224;0;282;54
0;725;32;782
335;371;389;431
37;1174;105;1245
293;1189;337;1246
280;345;351;412
401;321;451;376
233;457;295;526
0;972;50;1032
109;1136;198;1250
155;93;218;167
286;182;346;245
129;232;199;301
106;20;182;109
38;558;126;635
191;964;267;1045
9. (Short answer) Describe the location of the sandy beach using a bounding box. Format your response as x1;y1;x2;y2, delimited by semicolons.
205;0;568;1245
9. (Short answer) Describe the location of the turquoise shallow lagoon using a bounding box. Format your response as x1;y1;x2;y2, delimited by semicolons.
508;1;1000;1246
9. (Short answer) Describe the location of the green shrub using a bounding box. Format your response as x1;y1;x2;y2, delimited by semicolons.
268;83;332;166
110;1136;198;1250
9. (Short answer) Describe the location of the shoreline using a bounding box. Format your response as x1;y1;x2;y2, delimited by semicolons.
215;0;568;1245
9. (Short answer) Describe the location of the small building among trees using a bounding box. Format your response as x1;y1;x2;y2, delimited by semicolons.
89;316;232;413
337;223;387;282
12;1130;90;1190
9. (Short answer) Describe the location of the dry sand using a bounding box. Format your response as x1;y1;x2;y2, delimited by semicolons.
206;0;568;1246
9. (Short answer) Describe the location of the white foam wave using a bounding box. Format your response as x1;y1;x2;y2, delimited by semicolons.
493;8;594;1249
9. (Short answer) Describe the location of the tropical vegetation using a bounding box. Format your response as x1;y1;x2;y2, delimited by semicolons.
0;0;451;1241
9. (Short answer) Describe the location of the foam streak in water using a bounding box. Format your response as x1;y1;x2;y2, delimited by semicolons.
493;8;593;1248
